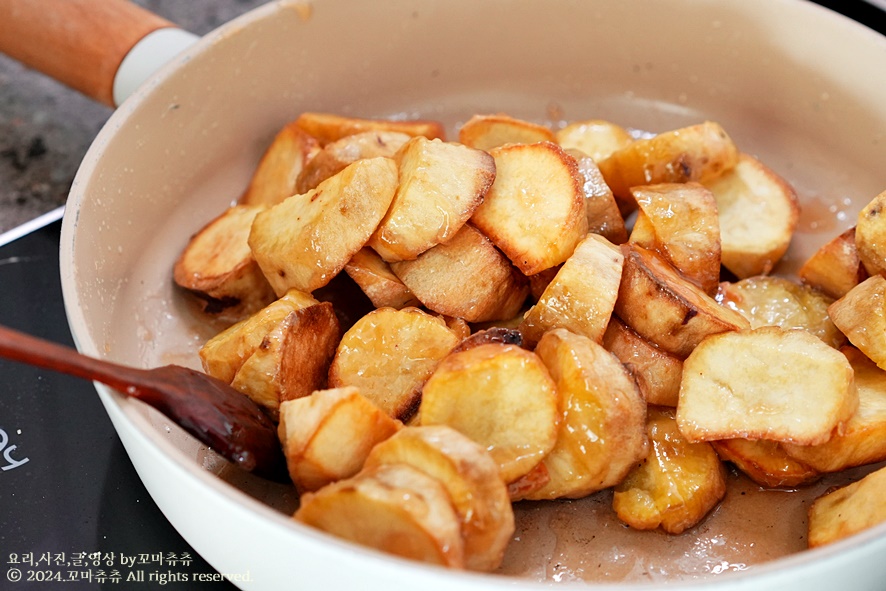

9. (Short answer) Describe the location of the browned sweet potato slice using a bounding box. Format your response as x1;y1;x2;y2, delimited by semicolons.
613;407;726;535
391;224;529;323
277;386;401;493
799;226;868;300
419;343;559;483
470;141;588;275
174;204;276;319
518;329;648;500
328;307;460;420
458;113;555;151
597;121;738;203
614;243;749;358
677;326;858;446
294;112;444;145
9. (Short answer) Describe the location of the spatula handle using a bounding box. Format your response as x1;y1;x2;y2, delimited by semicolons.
0;0;174;106
0;324;148;396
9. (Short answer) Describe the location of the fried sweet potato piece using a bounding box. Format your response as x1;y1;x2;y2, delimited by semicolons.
294;112;445;145
518;329;648;500
566;149;628;243
556;119;633;163
704;153;799;278
295;130;410;193
613;407;726;535
629;182;721;295
173;204;275;319
597;121;738;204
199;289;322;384
328;307;460;421
277;387;401;493
808;464;886;548
799;226;868;300
240;122;320;207
711;439;819;488
520;233;624;347
829;275;886;370
449;327;523;355
717;275;844;348
419;343;559;483
368;136;495;262
602;316;683;407
364;425;514;572
391;224;529;323
229;301;340;413
677;326;858;446
295;463;464;567
614;243;749;358
470;141;588;275
249;157;398;295
854;189;886;277
458;113;555;151
343;247;420;310
783;347;886;473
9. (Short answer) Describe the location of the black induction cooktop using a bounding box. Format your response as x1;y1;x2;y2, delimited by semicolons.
0;221;236;590
0;3;882;590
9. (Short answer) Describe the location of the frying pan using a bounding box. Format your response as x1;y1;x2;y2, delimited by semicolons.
2;0;886;589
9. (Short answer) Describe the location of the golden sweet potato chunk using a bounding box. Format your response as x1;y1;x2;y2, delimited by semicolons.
470;141;588;275
704;153;799;278
420;343;559;483
717;276;844;348
240;122;320;207
597;121;738;203
518;329;648;500
458;113;555;151
199;289;322;384
808;464;886;548
614;243;750;358
613;407;726;535
442;316;472;341
295;463;464;568
677;326;858;445
711;439;819;488
249;157;398;295
829;275;886;370
363;425;514;572
629;182;721;295
527;266;559;301
520;233;624;347
295;130;410;193
449;327;523;355
506;462;551;501
566;149;628;243
293;112;445;145
854;189;886;277
343;247;420;309
799;226;868;300
229;301;340;413
277;387;401;493
173;205;276;319
783;347;886;473
328;307;460;421
391;224;529;323
556;119;633;163
367;136;495;262
602;316;683;407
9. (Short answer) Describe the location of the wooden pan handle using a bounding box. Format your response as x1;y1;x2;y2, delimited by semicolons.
0;0;175;107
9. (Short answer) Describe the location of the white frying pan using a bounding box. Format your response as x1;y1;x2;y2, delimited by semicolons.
2;0;886;589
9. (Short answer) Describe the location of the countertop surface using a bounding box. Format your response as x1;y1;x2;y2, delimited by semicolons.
0;0;268;235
